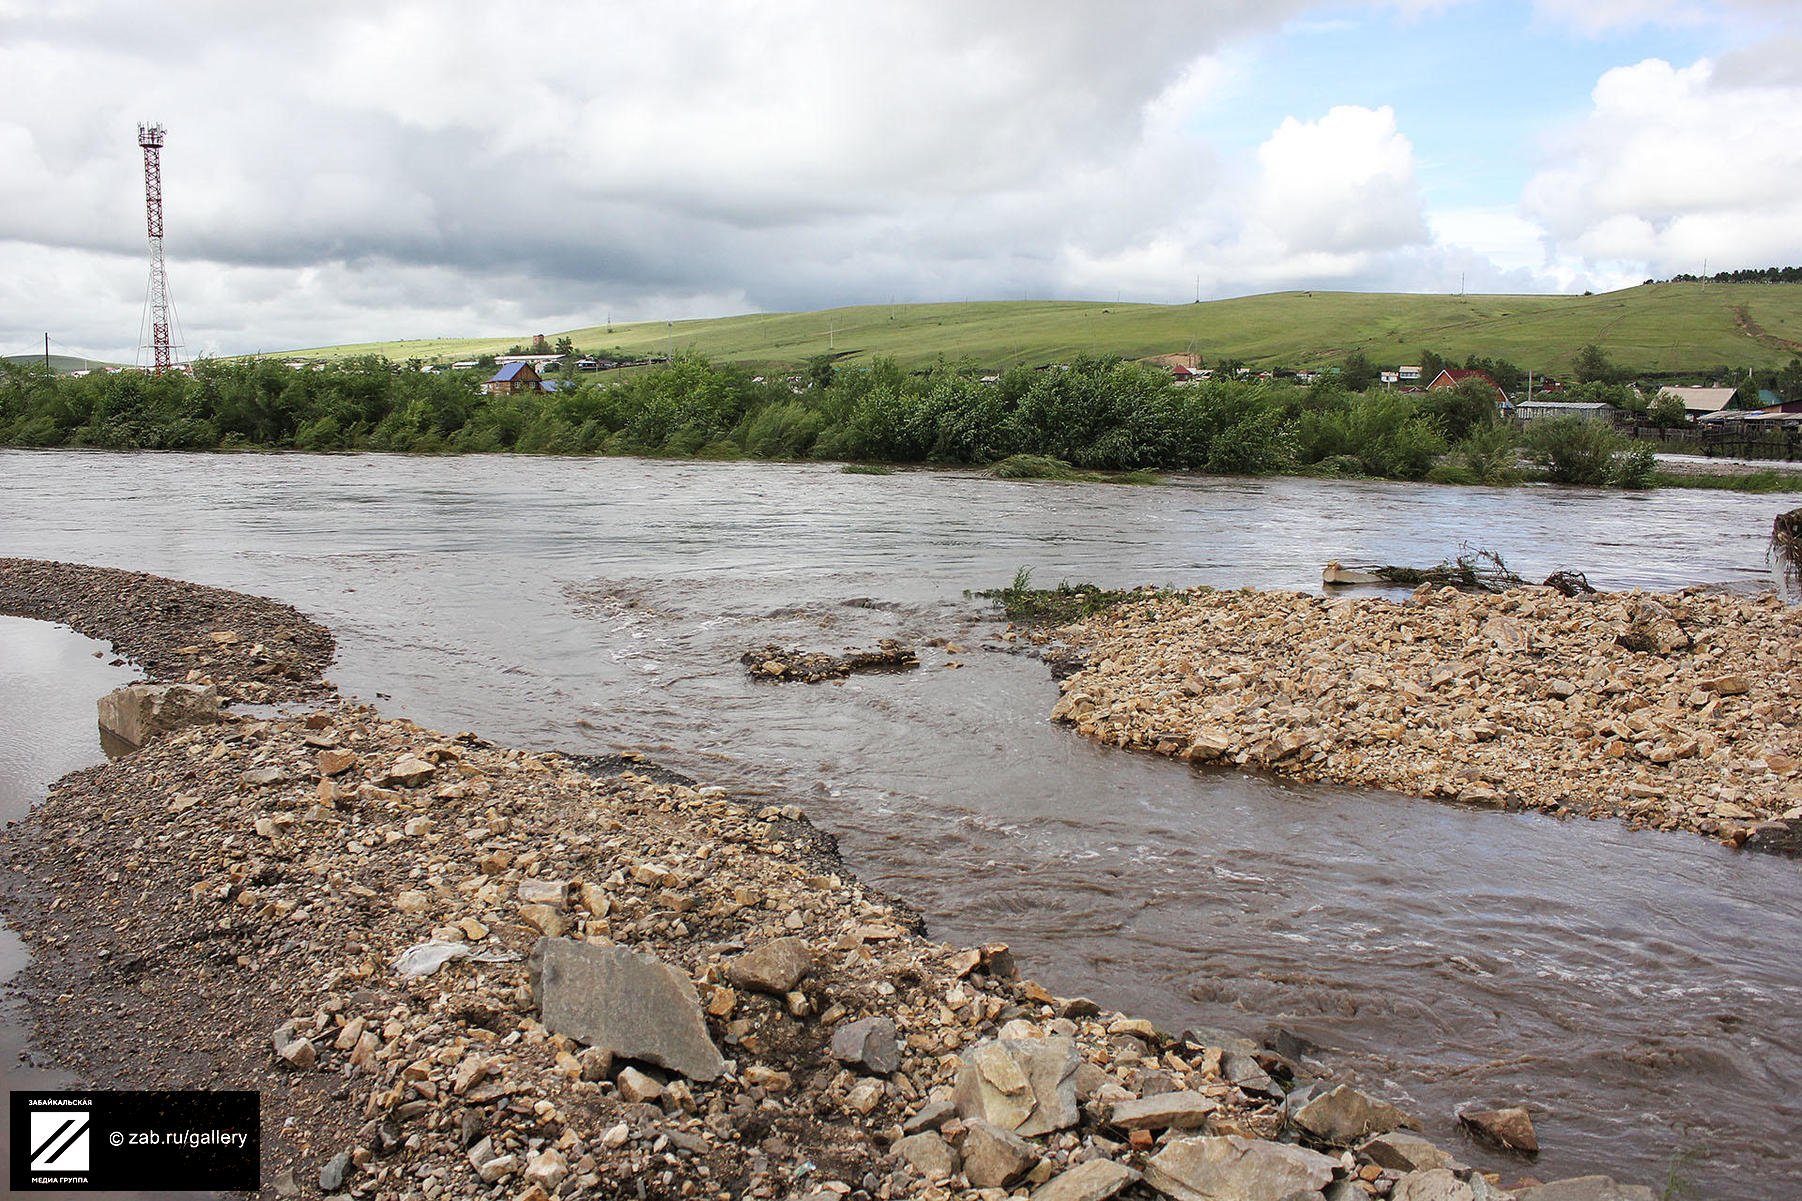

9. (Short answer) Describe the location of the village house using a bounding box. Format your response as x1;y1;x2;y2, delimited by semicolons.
1656;385;1736;420
483;362;543;396
1425;368;1508;406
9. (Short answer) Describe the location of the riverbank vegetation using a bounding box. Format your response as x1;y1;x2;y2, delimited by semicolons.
1;354;1795;493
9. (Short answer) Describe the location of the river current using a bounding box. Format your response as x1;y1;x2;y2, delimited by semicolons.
1;450;1798;1199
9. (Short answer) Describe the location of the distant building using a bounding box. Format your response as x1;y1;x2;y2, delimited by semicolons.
1426;368;1508;406
483;362;543;396
1379;370;1399;386
1398;365;1422;382
1515;400;1619;424
1657;386;1736;419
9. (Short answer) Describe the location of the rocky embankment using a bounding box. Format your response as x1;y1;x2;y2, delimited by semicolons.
1049;584;1802;851
0;560;1657;1200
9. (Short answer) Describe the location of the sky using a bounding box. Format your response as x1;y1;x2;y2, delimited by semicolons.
2;0;1799;363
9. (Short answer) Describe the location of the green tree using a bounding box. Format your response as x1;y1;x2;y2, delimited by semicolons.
1423;378;1502;442
1573;344;1623;385
1341;350;1380;392
1779;358;1802;403
1647;391;1689;427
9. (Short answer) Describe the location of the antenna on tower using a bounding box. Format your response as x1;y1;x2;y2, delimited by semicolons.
137;122;181;372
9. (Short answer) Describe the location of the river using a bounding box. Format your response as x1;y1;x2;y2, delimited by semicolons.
1;449;1798;1199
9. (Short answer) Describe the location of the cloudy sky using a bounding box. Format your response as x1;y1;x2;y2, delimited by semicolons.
2;0;1798;363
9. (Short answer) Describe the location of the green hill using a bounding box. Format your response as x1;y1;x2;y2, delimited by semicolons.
3;353;121;374
278;282;1802;375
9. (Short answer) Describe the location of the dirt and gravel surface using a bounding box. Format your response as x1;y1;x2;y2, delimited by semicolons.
1047;583;1802;854
0;559;1659;1201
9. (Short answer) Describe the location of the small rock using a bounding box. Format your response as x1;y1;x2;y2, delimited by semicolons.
1357;1131;1461;1173
1144;1134;1337;1201
518;904;567;937
960;1119;1038;1190
381;754;436;787
1290;1082;1414;1145
451;1055;489;1095
318;1151;352;1192
831;1015;901;1075
523;1147;570;1190
1107;1091;1216;1131
894;1132;959;1181
1031;1158;1141;1201
903;1099;957;1134
1458;1105;1538;1154
316;748;358;776
1393;1168;1475;1201
616;1066;663;1103
518;878;570;908
726;937;814;994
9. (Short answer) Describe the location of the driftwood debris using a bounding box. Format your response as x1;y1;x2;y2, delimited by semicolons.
740;639;920;683
1323;547;1525;594
1776;507;1802;591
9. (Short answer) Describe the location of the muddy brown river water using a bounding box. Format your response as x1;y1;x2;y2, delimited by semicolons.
2;450;1799;1199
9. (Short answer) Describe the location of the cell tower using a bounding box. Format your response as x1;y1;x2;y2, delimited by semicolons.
138;121;180;372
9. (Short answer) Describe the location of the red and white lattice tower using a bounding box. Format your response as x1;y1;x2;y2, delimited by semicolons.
138;122;180;372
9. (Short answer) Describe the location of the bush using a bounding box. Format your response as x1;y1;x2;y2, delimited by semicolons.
1610;443;1657;489
1425;461;1480;485
989;454;1086;481
1522;415;1651;486
1454;424;1521;485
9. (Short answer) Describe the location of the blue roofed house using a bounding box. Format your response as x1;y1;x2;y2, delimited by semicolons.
483;361;545;396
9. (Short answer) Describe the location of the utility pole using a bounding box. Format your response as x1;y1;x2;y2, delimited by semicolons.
44;332;50;374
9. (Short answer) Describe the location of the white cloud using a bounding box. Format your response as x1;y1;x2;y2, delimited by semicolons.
1522;56;1802;278
1249;106;1428;257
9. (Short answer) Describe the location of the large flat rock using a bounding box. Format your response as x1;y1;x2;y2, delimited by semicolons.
97;682;219;748
1145;1134;1337;1201
528;938;724;1081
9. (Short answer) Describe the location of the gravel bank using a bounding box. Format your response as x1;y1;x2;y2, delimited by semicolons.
0;558;335;703
1050;584;1802;852
0;560;1662;1200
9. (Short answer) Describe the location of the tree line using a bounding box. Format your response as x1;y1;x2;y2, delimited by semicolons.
0;352;1674;488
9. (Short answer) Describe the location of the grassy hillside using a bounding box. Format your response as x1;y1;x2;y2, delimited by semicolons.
3;353;121;374
274;282;1802;375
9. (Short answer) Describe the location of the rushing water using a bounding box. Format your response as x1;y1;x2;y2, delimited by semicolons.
2;450;1798;1198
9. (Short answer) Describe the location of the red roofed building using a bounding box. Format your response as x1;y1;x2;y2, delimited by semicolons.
1426;368;1508;406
